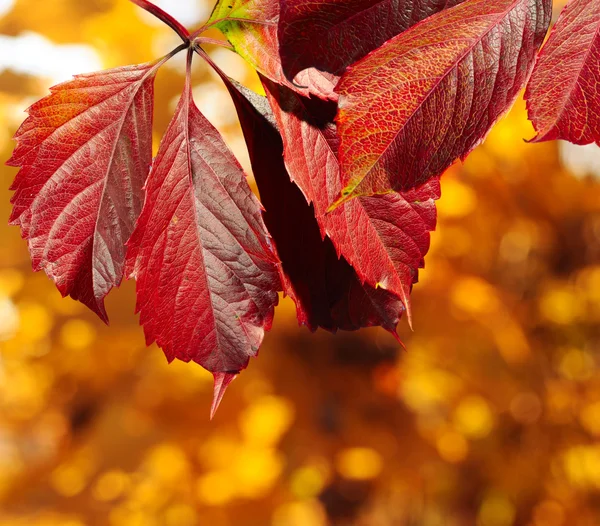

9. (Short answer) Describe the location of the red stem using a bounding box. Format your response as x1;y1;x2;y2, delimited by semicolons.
185;46;194;94
129;0;190;43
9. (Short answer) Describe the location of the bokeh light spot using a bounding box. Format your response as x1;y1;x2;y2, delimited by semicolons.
336;447;383;481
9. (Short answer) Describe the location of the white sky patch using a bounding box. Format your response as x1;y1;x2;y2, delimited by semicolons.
0;0;14;18
560;142;600;181
0;32;102;85
137;0;211;28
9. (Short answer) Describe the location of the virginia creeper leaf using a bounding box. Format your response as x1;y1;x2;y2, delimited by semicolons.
208;0;338;100
7;61;162;322
125;72;280;376
223;75;405;334
263;79;439;325
334;0;552;205
279;0;466;79
525;0;600;144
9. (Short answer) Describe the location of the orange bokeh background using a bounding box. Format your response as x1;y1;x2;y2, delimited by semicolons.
2;1;600;525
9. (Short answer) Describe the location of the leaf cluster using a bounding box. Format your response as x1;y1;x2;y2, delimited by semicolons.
7;0;600;415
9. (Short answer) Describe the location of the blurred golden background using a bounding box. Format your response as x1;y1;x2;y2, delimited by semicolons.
1;0;600;525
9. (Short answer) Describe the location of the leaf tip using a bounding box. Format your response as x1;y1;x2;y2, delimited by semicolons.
388;329;406;350
210;372;237;419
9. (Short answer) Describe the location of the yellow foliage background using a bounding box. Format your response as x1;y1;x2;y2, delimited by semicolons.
1;1;600;525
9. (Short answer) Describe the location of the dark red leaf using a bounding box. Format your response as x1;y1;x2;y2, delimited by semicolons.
278;0;466;79
125;68;280;375
7;61;163;322
525;0;600;144
263;79;439;325
223;75;405;334
333;0;552;205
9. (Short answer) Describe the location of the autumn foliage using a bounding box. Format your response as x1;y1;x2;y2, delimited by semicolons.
7;0;600;415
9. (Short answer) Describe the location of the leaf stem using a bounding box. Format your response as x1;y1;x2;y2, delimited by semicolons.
185;46;194;94
155;42;190;69
129;0;190;44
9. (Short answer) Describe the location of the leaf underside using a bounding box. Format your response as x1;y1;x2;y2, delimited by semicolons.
525;0;600;145
7;63;157;322
125;78;280;374
334;0;552;205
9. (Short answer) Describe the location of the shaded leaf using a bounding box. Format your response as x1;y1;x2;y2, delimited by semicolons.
263;79;439;324
224;75;405;334
278;0;466;79
334;0;552;204
525;0;600;144
125;72;280;374
7;62;159;322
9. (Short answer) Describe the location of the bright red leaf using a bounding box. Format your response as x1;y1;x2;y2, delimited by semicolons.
334;0;552;205
263;79;439;325
278;0;466;79
125;57;280;376
7;60;170;322
525;0;600;145
222;74;405;334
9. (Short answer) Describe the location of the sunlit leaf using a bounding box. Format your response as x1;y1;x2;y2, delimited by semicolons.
125;68;280;374
334;0;552;205
7;62;160;321
525;0;600;144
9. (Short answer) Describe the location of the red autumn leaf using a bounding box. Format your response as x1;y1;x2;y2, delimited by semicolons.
278;0;466;79
125;61;280;376
525;0;600;144
7;60;167;322
222;74;405;334
263;79;439;325
334;0;552;205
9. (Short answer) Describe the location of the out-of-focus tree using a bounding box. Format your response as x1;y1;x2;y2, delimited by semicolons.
1;1;600;525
